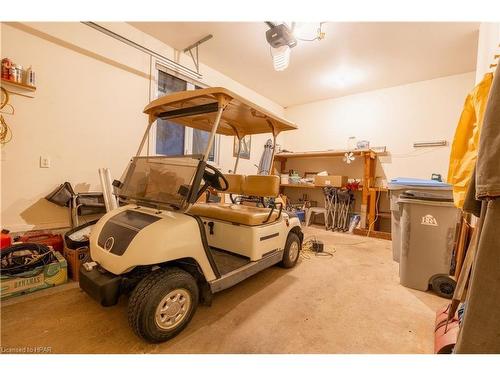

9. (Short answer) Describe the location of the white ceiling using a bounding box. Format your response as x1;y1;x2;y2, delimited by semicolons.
129;22;479;107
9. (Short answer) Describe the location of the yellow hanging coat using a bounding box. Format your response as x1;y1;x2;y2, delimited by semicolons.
447;73;493;208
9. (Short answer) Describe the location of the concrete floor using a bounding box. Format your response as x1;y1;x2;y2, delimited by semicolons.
1;226;446;353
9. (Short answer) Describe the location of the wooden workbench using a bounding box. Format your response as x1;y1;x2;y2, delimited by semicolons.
274;149;391;239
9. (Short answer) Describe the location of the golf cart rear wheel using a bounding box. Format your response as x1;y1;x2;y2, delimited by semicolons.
280;232;301;268
431;275;456;299
128;267;199;343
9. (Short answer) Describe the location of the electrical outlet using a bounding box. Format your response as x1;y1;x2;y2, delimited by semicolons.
40;156;51;168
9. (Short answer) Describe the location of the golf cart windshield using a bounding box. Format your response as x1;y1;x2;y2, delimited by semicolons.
117;155;202;210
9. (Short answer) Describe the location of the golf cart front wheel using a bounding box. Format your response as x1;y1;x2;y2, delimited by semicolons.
280;232;301;268
128;267;199;343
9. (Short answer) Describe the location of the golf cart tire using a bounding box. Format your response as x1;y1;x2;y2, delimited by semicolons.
127;267;199;343
279;232;301;268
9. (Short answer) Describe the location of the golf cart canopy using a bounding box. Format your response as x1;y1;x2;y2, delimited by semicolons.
143;87;297;138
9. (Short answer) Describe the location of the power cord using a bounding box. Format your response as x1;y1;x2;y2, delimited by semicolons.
0;243;56;276
0;114;12;144
301;235;336;259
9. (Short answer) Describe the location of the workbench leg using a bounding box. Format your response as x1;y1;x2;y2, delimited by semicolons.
368;190;377;231
361;152;376;229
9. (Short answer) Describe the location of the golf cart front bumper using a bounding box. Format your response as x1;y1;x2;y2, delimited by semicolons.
79;264;122;307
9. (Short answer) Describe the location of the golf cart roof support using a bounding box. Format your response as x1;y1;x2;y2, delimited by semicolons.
136;114;156;157
202;94;229;162
233;137;242;174
267;133;278;174
143;87;297;137
266;118;279;174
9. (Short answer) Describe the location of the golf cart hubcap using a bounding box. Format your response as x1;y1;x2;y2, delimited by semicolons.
155;289;191;330
289;241;299;261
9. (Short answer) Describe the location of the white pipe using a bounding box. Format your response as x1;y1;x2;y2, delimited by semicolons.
104;168;118;210
99;168;112;212
82;22;202;80
233;138;242;173
268;133;277;175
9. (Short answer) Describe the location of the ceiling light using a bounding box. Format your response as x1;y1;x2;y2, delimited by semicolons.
271;45;291;71
325;66;365;88
265;21;324;72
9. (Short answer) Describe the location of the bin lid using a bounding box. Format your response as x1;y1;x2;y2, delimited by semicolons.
388;177;451;190
399;190;454;203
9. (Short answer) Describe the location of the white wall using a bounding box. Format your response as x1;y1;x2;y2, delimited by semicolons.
0;22;284;231
281;72;475;183
474;23;500;84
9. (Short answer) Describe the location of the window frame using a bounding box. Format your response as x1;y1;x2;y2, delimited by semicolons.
149;60;221;166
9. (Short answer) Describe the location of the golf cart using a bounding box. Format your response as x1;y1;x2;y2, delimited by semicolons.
79;87;303;342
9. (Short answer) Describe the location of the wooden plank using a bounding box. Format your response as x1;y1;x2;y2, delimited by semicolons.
280;159;287;174
274;149;377;159
353;227;392;240
448;227;478;319
280;184;363;191
454;217;471;278
1;78;36;91
377;212;391;219
362;152;376;229
280;183;316;189
368;189;377;230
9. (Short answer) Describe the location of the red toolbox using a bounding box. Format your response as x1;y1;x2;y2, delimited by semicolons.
19;232;64;253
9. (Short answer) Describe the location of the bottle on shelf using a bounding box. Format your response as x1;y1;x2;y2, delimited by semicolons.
25;65;35;86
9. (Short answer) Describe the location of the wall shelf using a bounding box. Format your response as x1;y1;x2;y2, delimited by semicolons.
280;183;363;191
275;149;380;160
1;78;36;92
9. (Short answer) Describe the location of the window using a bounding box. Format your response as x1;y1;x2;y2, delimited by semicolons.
154;70;219;163
156;72;186;156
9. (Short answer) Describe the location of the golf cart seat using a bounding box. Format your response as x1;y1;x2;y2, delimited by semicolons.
189;174;281;226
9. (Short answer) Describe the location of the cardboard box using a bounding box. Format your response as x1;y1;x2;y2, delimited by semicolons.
63;246;90;282
1;251;67;300
314;175;348;187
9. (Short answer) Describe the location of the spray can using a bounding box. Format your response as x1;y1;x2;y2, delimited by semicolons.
25;66;35;86
9;66;16;81
16;65;23;83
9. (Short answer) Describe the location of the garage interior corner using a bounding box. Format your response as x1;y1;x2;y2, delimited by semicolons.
1;15;500;359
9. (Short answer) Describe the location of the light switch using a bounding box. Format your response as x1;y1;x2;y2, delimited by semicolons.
40;156;51;168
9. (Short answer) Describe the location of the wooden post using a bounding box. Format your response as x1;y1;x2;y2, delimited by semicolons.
454;214;471;278
361;151;376;229
368;190;377;230
280;158;287;174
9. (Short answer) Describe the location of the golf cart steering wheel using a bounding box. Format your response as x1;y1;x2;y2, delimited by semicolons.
203;164;229;192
